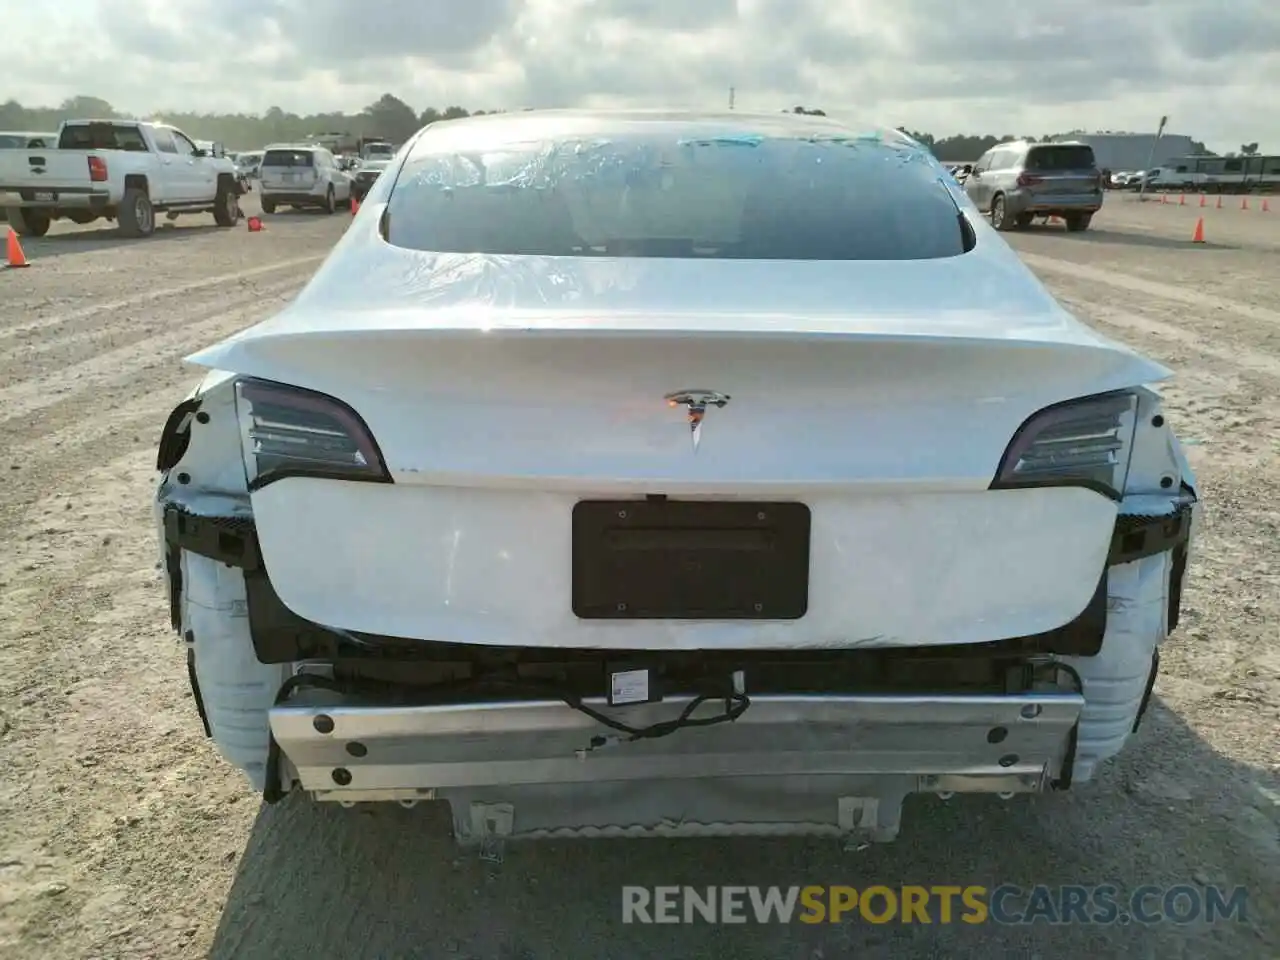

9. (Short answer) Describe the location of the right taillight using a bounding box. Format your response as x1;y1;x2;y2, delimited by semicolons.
234;378;390;491
87;156;108;182
992;391;1139;500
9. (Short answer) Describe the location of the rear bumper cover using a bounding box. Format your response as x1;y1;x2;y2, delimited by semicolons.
162;490;1191;843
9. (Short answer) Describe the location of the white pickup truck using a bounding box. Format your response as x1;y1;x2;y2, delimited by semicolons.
0;119;244;238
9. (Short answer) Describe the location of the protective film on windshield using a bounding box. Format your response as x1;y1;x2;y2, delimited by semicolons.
385;124;966;260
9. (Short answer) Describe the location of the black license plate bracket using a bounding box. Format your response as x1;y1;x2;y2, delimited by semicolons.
571;500;810;619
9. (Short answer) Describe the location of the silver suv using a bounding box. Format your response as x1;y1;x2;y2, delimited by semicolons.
963;140;1103;232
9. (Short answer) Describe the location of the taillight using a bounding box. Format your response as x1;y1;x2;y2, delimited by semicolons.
234;378;390;490
1015;173;1043;188
992;391;1139;500
87;156;108;182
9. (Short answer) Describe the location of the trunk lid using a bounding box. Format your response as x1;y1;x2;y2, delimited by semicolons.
186;241;1166;650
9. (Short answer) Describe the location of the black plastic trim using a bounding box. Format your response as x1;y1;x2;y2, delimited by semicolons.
186;648;213;738
1107;500;1194;566
164;506;261;571
1132;647;1160;733
156;397;201;472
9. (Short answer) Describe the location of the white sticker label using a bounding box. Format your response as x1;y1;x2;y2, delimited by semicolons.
610;669;650;705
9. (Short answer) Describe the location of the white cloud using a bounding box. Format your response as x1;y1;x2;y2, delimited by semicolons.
5;0;1279;151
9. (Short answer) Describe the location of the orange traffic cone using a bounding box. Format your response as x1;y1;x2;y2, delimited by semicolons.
1216;195;1223;209
1160;193;1168;204
350;196;360;215
5;228;29;268
1192;217;1205;243
1263;198;1271;213
1199;194;1206;207
246;216;263;232
1178;193;1186;205
1241;197;1249;210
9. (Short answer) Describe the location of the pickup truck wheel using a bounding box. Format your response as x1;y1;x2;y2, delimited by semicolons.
6;207;51;237
323;186;336;214
117;189;155;238
1064;213;1093;232
261;199;276;214
213;181;238;227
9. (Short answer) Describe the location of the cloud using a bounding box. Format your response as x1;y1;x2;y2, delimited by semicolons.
5;0;1279;150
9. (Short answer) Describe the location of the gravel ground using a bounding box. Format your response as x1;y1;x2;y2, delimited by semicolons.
1;194;1277;960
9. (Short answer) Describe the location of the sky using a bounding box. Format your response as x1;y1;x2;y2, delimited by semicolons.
7;0;1280;152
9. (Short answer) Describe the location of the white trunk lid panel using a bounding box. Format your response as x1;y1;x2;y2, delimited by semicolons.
188;222;1167;650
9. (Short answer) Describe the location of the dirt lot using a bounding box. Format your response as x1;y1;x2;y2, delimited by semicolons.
1;194;1277;959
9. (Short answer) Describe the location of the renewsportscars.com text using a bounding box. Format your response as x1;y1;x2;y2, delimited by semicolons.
620;884;1249;925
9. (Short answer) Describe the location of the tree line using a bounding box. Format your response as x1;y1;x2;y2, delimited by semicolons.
1;94;1214;161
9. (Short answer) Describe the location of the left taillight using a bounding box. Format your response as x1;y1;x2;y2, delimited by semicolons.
87;156;108;182
233;378;391;490
991;391;1139;500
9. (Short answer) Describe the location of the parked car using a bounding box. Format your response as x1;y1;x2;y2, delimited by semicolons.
0;119;242;237
0;131;56;149
155;109;1199;849
349;158;389;202
257;143;351;214
235;151;264;180
964;140;1104;231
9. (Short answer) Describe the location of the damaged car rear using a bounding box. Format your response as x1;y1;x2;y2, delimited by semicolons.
154;109;1200;849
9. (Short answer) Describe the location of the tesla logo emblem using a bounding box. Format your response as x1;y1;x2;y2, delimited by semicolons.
664;389;730;452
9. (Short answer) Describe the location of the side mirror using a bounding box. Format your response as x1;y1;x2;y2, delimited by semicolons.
962;164;973;174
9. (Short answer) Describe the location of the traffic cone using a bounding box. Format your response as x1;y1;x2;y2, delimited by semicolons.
246;216;263;232
1241;197;1249;210
1192;217;1205;243
5;228;29;268
1216;195;1223;209
1199;194;1206;207
1264;198;1271;213
350;196;360;215
1178;194;1186;205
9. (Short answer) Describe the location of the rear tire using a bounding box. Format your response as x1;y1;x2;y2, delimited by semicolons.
990;195;1015;231
1064;213;1092;232
117;188;155;238
261;198;277;214
213;179;238;227
323;186;336;214
6;207;51;237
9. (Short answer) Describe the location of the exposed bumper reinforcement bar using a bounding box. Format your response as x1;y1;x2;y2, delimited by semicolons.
269;691;1084;843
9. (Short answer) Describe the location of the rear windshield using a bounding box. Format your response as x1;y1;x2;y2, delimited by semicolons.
58;124;148;151
1026;145;1097;172
262;149;315;167
386;127;967;260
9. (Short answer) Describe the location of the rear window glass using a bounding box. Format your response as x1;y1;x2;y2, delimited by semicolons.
58;124;147;151
386;126;967;260
1026;145;1097;172
262;149;315;167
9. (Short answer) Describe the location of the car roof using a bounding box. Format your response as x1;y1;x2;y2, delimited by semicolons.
405;109;911;158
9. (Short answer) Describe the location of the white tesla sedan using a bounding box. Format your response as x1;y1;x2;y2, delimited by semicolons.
154;109;1200;848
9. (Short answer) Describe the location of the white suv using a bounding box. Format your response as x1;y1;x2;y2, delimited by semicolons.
258;144;351;214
